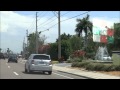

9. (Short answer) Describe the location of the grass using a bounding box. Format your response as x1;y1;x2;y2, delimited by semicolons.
52;61;59;64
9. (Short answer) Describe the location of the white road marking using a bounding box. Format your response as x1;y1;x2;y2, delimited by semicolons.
8;66;10;68
13;72;19;76
53;72;74;79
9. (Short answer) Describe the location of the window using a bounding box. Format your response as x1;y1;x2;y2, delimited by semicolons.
33;55;50;60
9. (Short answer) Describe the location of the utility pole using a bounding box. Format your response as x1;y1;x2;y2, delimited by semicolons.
26;29;28;57
58;11;61;59
36;12;38;54
22;37;25;58
26;30;28;49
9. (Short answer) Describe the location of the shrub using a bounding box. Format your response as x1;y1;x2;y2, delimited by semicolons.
66;59;72;63
93;64;105;71
78;62;90;68
72;61;120;71
114;65;120;71
102;65;115;71
71;62;78;67
72;58;82;62
70;50;86;61
86;63;95;71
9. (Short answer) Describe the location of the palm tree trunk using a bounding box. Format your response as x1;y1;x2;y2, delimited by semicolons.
84;33;87;49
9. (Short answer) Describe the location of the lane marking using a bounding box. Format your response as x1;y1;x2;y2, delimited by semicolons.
8;66;10;68
53;72;74;79
13;72;19;76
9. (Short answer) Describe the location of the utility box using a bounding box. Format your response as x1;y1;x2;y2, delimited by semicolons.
112;51;120;65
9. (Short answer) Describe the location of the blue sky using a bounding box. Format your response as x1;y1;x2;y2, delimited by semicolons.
0;11;120;53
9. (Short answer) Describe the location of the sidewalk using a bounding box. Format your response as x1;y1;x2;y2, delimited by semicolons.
53;65;120;79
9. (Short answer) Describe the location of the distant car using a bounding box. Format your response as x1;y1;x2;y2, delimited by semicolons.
8;55;18;63
103;55;111;60
0;53;5;60
25;54;52;74
18;55;22;58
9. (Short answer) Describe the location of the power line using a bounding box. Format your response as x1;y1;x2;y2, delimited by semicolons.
37;11;49;21
38;17;57;29
61;11;71;16
27;19;36;31
37;11;44;16
43;11;90;31
38;11;71;29
26;19;36;31
42;23;58;31
61;11;90;22
37;15;55;28
52;11;58;17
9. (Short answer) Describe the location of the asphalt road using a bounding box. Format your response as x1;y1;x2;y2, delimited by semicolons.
0;59;87;79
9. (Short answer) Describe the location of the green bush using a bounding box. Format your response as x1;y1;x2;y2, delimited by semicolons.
72;58;82;62
66;60;72;63
86;63;95;71
78;62;90;68
71;62;78;67
93;64;105;71
114;65;120;71
102;65;112;71
72;62;120;71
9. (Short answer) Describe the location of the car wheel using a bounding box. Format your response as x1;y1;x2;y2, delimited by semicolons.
16;61;18;63
48;71;52;75
28;66;32;74
43;71;46;74
25;67;27;73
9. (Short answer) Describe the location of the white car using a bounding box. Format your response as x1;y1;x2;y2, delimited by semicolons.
103;55;111;60
25;54;52;74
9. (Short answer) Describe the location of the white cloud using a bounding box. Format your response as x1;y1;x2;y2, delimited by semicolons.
91;17;119;29
1;11;34;35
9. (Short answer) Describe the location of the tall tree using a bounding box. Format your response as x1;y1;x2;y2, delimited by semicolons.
113;23;120;50
75;14;93;48
28;33;47;55
48;43;58;60
56;33;72;42
69;35;83;52
28;33;36;54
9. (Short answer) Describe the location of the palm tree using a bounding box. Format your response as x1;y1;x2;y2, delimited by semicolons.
75;14;93;48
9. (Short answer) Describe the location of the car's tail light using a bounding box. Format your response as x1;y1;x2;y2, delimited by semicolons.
31;60;34;64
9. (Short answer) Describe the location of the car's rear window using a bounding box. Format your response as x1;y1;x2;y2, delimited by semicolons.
10;55;17;58
33;55;50;60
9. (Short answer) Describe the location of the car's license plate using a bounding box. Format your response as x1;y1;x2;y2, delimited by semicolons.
39;62;44;64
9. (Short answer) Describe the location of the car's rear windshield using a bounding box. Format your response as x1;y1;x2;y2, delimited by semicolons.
10;55;17;58
33;55;50;60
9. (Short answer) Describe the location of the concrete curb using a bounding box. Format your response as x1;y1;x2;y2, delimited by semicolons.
57;70;94;79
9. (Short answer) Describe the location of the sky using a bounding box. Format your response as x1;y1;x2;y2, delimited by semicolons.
0;11;120;53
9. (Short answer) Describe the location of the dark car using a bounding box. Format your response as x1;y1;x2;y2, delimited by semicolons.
8;55;18;63
0;53;5;60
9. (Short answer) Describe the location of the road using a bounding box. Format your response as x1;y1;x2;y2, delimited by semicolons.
0;59;87;79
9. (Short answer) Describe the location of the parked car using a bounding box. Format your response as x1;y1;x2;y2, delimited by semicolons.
8;54;18;63
0;53;5;60
25;54;52;75
103;55;111;60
